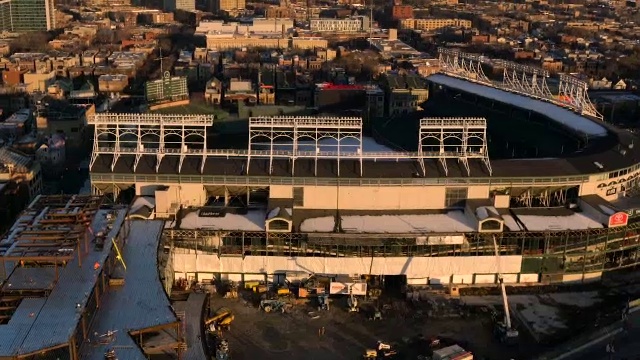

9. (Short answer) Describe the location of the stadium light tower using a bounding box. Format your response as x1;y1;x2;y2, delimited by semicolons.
247;116;363;177
418;117;492;177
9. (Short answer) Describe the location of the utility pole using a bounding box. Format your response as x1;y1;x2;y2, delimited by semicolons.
155;47;170;77
369;0;373;49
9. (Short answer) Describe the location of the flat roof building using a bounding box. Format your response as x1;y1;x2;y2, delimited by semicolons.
310;16;369;32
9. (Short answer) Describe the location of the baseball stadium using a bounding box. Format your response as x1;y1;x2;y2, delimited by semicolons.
88;49;640;289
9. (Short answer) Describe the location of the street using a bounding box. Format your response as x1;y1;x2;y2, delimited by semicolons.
562;310;640;360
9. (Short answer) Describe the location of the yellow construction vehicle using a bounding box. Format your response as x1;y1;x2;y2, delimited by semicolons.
274;286;290;296
363;349;377;359
205;307;235;333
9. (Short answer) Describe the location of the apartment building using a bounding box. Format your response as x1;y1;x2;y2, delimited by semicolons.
310;16;369;32
164;0;195;12
399;18;471;31
392;5;413;20
209;0;245;12
381;73;429;116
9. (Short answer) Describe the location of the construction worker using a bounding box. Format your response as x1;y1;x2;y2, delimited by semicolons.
606;340;615;360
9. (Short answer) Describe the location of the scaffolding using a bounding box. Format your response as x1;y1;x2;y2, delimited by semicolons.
247;116;364;176
89;113;214;174
436;48;603;120
418;117;492;177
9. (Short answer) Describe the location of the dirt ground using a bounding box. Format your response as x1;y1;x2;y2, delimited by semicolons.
208;291;540;360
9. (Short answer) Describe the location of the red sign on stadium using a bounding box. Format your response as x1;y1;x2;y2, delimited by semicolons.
608;212;629;228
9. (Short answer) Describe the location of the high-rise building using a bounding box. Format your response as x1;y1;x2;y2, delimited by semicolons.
164;0;195;11
208;0;244;12
0;0;12;32
0;0;55;32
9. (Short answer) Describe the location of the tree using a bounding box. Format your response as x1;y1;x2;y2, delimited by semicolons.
10;32;52;52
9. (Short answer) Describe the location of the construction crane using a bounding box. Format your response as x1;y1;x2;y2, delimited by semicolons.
491;235;519;343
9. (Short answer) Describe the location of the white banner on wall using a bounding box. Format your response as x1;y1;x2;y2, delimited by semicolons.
329;282;367;295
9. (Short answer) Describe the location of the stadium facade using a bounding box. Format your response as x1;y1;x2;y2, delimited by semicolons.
89;50;640;287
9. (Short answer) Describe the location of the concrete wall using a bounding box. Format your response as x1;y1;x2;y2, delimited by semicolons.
137;183;207;214
270;185;293;199
299;185;447;210
125;174;627;213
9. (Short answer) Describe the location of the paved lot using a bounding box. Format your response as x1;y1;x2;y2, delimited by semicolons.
559;310;640;360
208;293;534;360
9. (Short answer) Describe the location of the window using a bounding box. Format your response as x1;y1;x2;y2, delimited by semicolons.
268;219;290;231
445;187;468;208
481;220;502;231
293;187;304;207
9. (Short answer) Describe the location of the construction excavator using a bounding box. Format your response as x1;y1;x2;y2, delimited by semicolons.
205;307;235;334
491;235;519;344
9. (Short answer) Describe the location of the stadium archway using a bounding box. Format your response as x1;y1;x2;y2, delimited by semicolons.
266;218;292;232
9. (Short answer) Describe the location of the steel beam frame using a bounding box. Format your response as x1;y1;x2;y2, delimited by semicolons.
418;117;492;177
89;113;214;173
247;116;364;177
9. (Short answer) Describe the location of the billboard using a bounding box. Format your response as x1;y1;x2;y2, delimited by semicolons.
329;282;367;295
608;212;629;228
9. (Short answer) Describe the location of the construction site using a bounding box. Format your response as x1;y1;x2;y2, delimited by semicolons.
167;269;640;360
0;195;183;360
0;195;634;360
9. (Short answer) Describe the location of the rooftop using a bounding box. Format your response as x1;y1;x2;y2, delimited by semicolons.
368;38;421;57
0;195;128;358
79;220;178;360
385;73;428;90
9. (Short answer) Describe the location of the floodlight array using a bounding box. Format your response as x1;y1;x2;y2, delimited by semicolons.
418;117;492;177
557;74;602;119
436;48;603;120
248;116;365;176
249;116;362;128
90;113;214;126
438;48;490;84
89;113;211;173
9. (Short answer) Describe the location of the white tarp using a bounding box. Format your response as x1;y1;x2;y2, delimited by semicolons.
424;235;465;245
329;282;367;295
174;254;523;282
